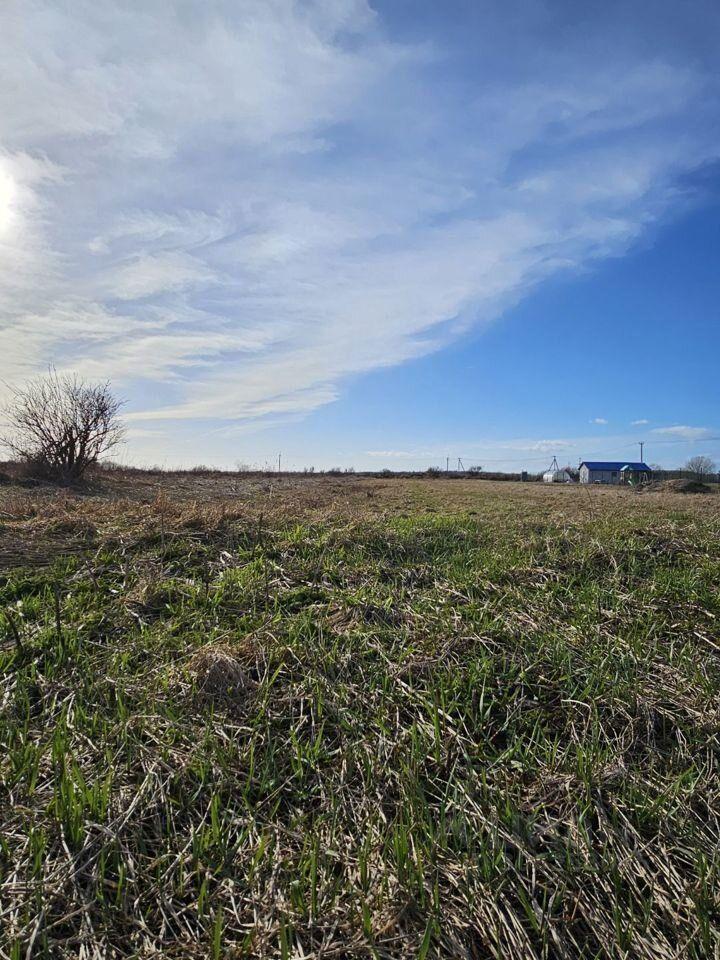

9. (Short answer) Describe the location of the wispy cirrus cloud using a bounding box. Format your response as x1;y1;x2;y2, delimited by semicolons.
631;419;649;425
360;426;719;474
367;436;595;464
528;440;575;453
590;418;609;425
651;425;711;439
1;0;719;448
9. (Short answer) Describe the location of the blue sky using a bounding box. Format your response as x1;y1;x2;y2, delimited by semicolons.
0;0;718;470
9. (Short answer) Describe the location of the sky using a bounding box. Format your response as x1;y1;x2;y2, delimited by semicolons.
0;0;718;471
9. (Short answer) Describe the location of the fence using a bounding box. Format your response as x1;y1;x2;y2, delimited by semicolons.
650;469;720;484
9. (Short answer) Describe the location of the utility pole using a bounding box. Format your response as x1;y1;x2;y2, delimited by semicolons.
278;452;281;474
638;441;644;463
446;456;449;474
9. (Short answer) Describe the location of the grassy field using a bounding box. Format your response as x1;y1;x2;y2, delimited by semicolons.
1;475;719;958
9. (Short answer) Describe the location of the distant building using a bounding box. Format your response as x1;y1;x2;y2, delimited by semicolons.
579;461;651;485
543;456;573;483
543;466;572;483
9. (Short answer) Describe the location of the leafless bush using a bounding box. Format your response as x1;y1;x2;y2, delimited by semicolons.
1;370;125;483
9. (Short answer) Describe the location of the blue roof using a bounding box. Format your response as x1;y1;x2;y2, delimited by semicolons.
581;461;651;471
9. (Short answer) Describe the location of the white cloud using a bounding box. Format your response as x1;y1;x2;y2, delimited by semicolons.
99;252;218;301
590;418;608;425
88;210;232;256
529;439;575;452
0;0;718;440
366;436;583;463
631;419;649;425
367;450;423;459
0;165;17;238
651;425;711;439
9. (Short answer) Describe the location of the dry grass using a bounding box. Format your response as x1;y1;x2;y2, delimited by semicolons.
1;475;719;958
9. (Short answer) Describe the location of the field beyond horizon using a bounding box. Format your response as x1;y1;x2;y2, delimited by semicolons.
1;474;719;958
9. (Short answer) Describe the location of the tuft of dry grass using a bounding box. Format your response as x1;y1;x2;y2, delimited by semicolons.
189;644;255;706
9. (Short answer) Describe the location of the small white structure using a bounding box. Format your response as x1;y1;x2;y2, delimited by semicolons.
543;457;572;483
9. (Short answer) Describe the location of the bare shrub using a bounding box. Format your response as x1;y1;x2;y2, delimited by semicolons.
2;370;125;482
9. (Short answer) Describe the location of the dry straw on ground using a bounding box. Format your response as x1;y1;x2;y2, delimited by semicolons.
1;473;719;958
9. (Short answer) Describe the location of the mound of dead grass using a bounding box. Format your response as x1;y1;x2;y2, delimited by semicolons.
643;478;715;494
189;645;251;702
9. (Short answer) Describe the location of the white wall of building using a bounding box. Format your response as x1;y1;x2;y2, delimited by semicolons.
580;466;620;484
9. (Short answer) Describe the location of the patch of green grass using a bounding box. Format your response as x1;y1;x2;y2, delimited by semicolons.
1;493;719;958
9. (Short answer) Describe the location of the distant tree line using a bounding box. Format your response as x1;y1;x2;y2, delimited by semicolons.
2;371;716;485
